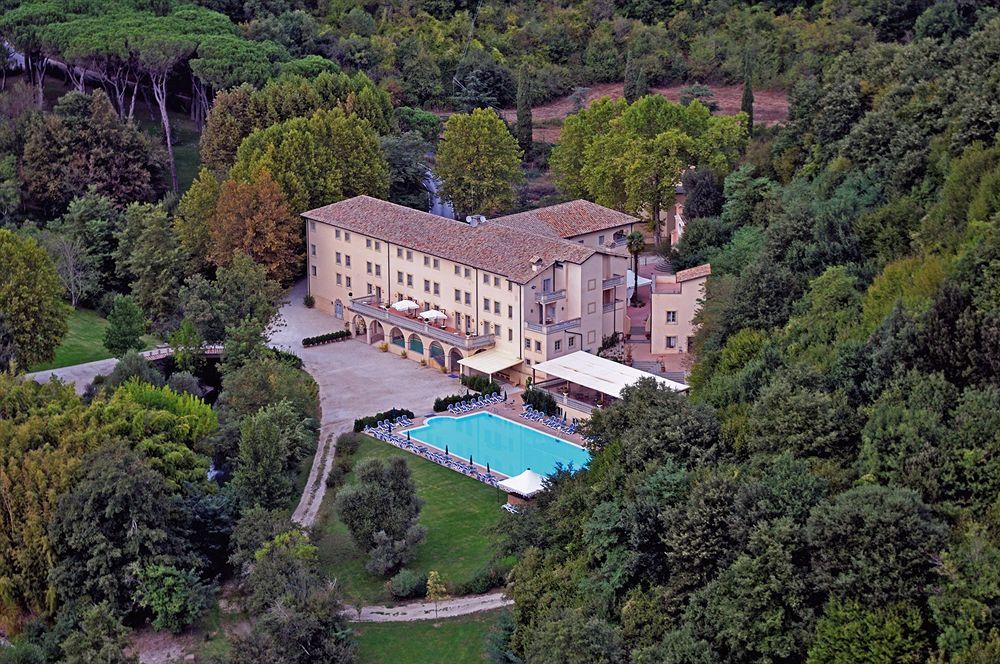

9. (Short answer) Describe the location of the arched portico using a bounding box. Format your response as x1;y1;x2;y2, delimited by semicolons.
370;320;385;344
389;327;405;348
407;334;424;355
352;315;367;337
448;347;463;373
429;341;445;367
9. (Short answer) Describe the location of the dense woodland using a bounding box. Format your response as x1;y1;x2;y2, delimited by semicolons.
0;0;998;662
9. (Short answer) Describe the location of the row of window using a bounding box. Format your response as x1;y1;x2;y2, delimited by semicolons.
524;336;577;353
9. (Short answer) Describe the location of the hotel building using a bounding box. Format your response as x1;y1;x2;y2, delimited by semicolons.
302;196;636;385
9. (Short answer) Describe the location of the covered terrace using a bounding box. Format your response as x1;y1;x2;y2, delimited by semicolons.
532;351;688;419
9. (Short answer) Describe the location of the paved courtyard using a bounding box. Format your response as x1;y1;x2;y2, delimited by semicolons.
273;281;462;524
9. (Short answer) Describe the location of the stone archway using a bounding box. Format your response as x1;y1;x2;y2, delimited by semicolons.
429;341;445;367
448;347;463;373
407;334;424;355
370;320;385;344
352;315;367;338
389;327;405;348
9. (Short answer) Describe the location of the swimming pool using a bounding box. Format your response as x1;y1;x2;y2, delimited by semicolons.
406;412;590;477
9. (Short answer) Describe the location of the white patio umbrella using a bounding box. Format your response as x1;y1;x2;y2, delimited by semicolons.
391;299;420;312
419;309;447;321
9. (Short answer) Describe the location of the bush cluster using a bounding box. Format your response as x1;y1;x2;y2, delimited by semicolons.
460;374;501;395
433;392;473;412
453;557;515;596
301;330;352;347
389;569;427;599
353;408;415;432
522;388;559;416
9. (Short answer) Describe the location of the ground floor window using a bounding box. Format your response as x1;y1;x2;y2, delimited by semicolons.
666;336;677;348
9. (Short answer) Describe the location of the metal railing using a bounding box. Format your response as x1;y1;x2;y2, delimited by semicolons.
534;379;596;414
602;274;625;288
525;317;581;334
348;296;496;351
535;289;566;304
603;300;622;313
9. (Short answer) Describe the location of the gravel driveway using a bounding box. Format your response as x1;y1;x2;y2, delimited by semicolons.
272;281;461;526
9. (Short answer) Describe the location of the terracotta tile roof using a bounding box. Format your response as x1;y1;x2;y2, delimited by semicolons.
652;264;710;294
491;199;638;239
301;196;597;283
675;264;712;282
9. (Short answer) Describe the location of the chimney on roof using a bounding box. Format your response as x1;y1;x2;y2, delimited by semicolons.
466;214;486;227
530;256;543;272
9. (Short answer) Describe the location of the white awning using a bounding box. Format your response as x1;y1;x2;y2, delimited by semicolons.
498;469;547;498
458;349;522;375
626;269;652;299
533;351;688;399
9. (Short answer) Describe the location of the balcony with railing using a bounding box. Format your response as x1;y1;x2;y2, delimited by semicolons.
348;295;496;351
603;299;623;313
525;317;581;334
535;289;566;304
602;274;625;288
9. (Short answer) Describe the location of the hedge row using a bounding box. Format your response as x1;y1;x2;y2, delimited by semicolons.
433;392;473;412
460;374;501;395
353;408;415;432
302;330;352;347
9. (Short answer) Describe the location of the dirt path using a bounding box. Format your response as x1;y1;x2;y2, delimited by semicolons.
499;82;789;142
347;591;512;623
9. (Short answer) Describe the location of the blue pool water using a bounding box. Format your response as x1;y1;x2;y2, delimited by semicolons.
406;412;590;477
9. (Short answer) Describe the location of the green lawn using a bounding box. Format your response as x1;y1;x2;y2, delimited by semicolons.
316;435;506;605
29;308;157;371
354;610;500;664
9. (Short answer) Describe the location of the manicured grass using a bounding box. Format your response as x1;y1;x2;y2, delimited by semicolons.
354;610;501;664
29;308;157;371
316;435;506;605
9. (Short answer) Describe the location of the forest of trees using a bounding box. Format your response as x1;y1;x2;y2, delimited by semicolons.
0;0;998;662
492;10;1000;664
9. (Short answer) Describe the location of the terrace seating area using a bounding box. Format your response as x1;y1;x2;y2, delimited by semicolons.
520;405;579;435
445;391;505;414
362;423;501;487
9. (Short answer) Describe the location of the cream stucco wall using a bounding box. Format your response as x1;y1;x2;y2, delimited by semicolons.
308;217;628;383
649;275;706;354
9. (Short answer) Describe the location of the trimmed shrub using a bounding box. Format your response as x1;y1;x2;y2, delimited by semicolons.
461;374;501;395
522;388;559;416
353;408;416;432
389;569;427;599
302;330;352;347
303;294;315;308
433;392;472;412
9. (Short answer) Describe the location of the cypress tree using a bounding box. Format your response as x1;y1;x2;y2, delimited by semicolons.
515;66;533;158
741;53;755;136
624;50;649;104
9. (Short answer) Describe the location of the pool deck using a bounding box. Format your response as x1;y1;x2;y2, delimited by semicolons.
387;396;590;483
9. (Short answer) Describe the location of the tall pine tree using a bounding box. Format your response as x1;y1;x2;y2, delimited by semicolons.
741;52;755;136
515;66;533;159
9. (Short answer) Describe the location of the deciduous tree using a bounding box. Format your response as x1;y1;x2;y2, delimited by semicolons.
0;229;68;370
210;170;300;285
433;108;523;219
103;295;146;357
